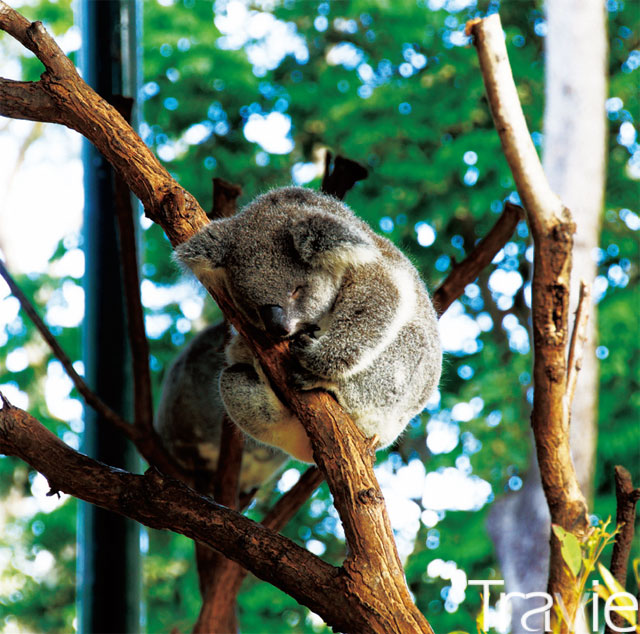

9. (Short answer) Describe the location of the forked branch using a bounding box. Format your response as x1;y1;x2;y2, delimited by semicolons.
468;14;590;632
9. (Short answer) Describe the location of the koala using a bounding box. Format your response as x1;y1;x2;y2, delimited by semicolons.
154;321;288;492
174;186;442;464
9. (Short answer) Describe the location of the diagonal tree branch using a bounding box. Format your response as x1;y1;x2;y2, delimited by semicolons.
0;395;359;630
0;259;131;435
433;201;524;316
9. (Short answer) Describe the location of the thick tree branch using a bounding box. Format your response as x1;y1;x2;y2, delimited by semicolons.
0;396;364;630
0;0;209;246
0;5;433;631
433;202;524;316
468;14;590;632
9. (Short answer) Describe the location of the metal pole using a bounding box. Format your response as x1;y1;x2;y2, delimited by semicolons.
78;1;141;632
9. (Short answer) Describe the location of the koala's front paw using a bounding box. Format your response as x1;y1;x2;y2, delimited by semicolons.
292;332;327;377
290;363;320;391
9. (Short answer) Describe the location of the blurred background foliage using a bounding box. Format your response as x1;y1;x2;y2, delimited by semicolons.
0;0;638;632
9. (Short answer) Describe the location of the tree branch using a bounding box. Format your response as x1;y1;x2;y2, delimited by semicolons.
0;259;131;436
610;466;640;587
465;16;564;235
0;0;209;246
210;177;243;220
262;466;325;531
468;14;590;632
433;201;524;316
0;395;362;630
111;95;154;435
565;281;592;409
0;5;434;631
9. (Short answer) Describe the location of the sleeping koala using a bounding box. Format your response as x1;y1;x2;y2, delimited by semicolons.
174;187;442;463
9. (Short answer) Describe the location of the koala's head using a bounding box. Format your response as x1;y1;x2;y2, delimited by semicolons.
175;187;377;338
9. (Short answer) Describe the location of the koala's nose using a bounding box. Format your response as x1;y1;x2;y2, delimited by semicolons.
259;305;292;338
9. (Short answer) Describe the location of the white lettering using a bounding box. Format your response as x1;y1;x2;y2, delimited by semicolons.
468;580;505;631
521;592;553;632
604;593;638;632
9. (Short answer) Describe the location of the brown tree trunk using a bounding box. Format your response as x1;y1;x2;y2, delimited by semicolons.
486;2;607;631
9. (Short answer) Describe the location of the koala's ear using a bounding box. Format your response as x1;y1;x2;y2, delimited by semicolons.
173;221;229;283
291;213;377;271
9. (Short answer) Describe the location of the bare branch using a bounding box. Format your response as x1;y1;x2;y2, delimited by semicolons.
111;95;154;434
321;152;369;200
0;398;358;631
433;202;524;316
610;467;640;586
262;466;324;531
605;466;640;634
0;1;208;246
210;178;242;219
468;13;589;631
466;15;564;232
565;281;592;409
0;259;131;435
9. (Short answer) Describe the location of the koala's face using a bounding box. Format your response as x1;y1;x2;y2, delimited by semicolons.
175;187;378;339
226;240;341;338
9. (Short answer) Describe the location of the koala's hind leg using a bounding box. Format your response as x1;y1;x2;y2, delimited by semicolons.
219;364;314;463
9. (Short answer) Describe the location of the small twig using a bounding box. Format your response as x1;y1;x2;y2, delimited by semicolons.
210;178;242;219
565;281;592;408
433;202;524;317
610;466;640;587
605;466;640;634
0;259;132;436
262;466;325;531
111;95;154;434
0;252;185;480
321;152;369;201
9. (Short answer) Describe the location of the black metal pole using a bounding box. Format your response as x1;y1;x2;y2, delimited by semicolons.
78;1;141;632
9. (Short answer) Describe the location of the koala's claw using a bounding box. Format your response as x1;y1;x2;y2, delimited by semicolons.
292;332;315;350
291;367;319;391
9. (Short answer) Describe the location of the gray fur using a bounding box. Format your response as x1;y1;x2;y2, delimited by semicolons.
174;187;442;463
154;322;288;491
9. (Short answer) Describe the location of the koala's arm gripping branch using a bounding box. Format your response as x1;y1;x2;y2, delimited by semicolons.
0;0;209;246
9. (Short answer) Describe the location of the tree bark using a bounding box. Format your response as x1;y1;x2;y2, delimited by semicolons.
467;15;591;633
486;3;607;631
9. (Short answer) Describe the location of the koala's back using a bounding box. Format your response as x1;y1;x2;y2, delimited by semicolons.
323;239;441;446
154;322;287;491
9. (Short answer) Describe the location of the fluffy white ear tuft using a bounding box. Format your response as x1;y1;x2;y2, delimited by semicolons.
173;220;229;284
291;212;377;272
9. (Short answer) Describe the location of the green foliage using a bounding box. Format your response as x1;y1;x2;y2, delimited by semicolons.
0;0;638;632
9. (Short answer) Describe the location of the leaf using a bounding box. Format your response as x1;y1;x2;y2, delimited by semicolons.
553;525;583;578
597;563;637;627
